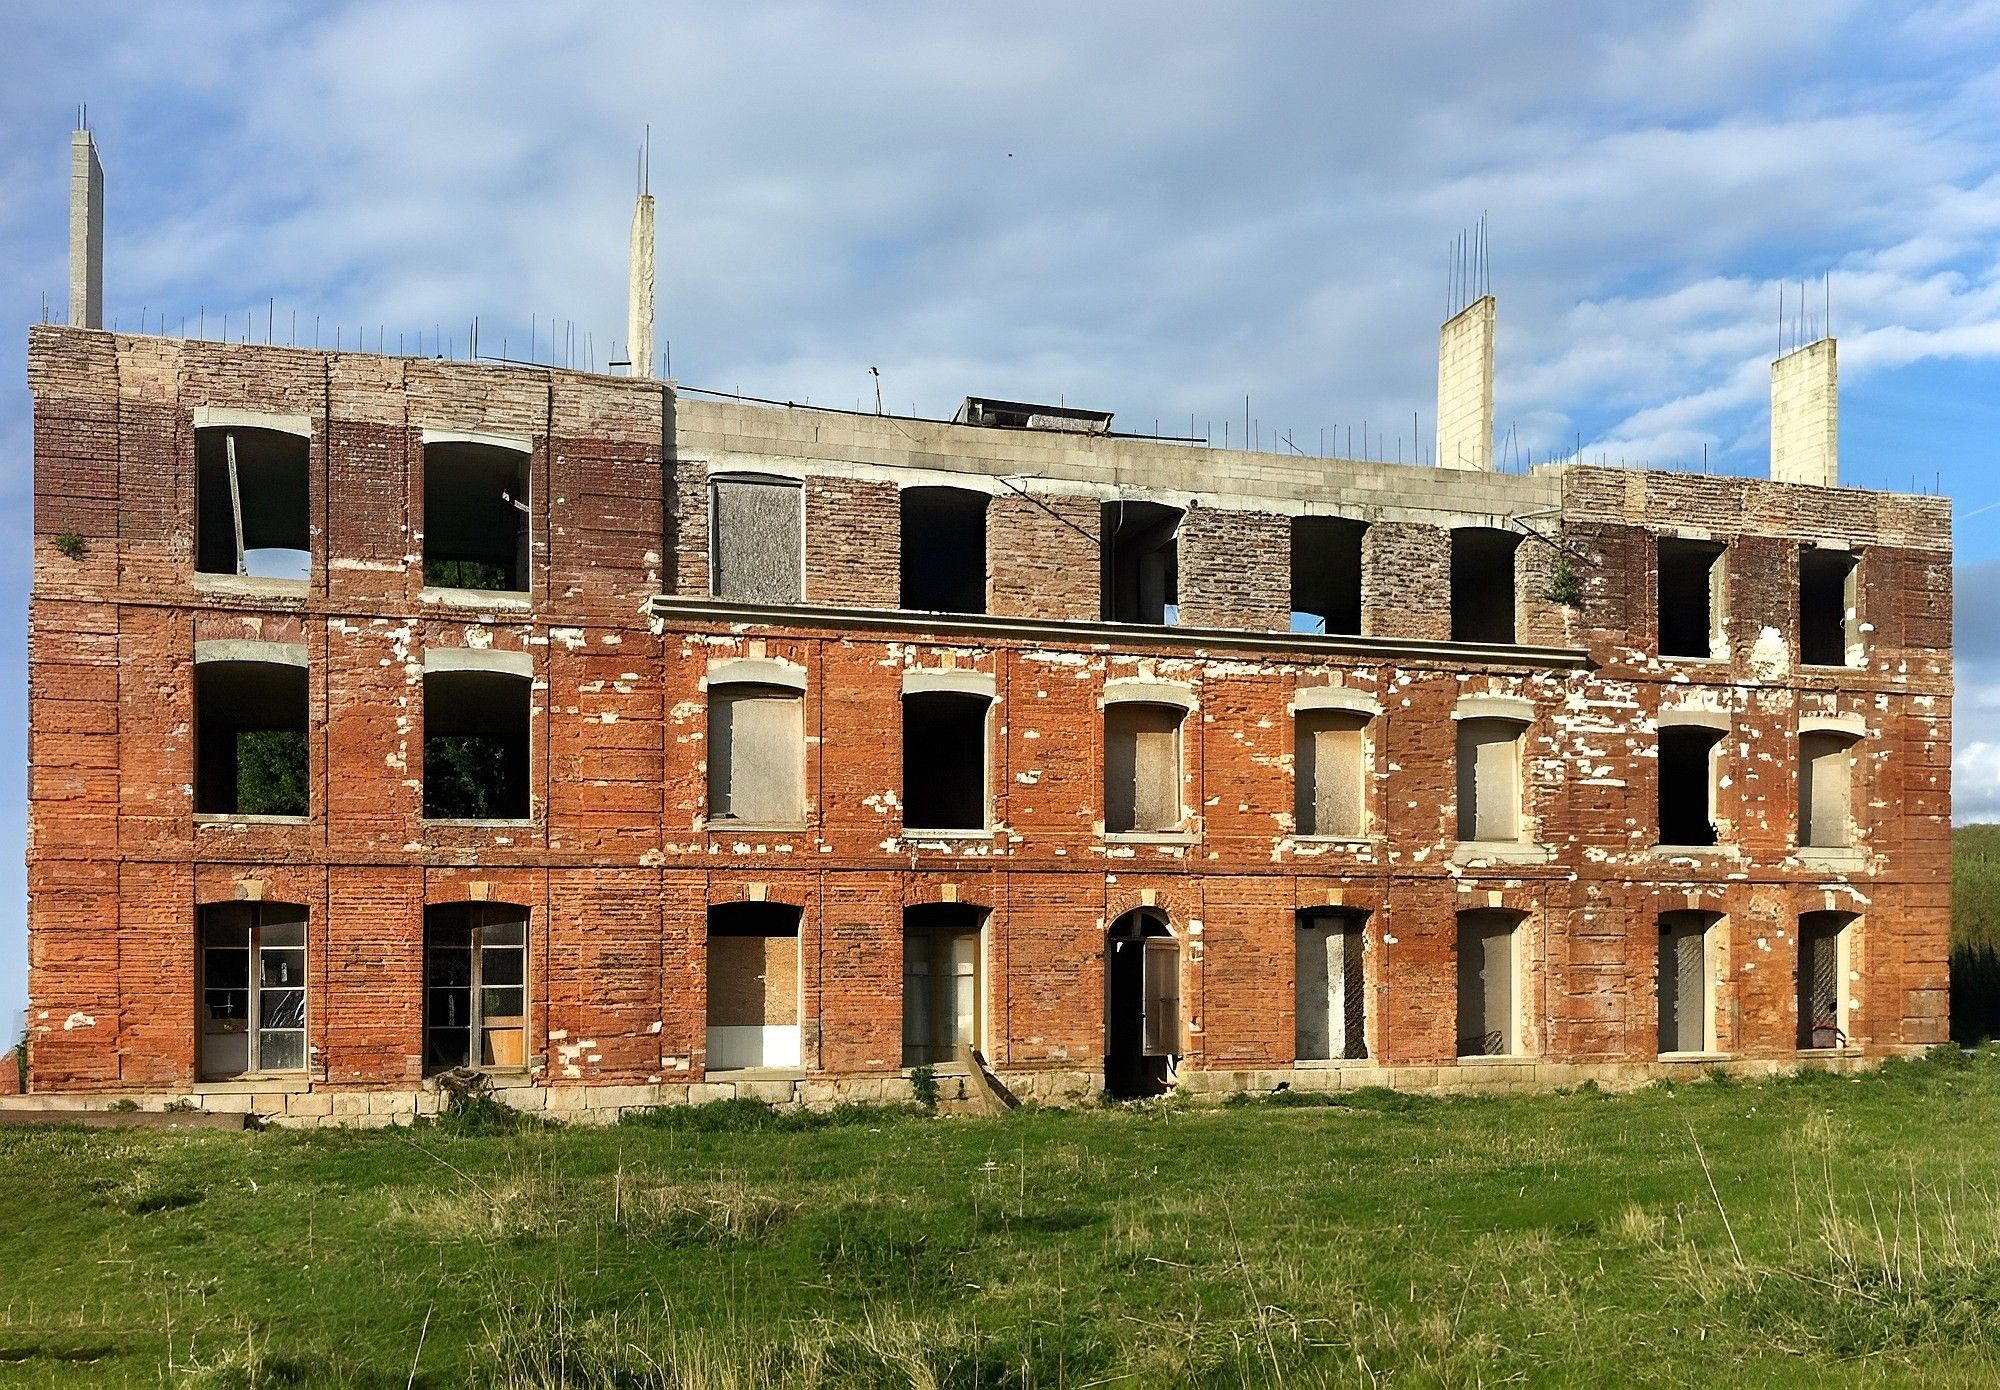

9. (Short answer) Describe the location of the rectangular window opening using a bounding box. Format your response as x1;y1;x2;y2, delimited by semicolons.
711;474;803;604
1101;500;1181;624
902;903;984;1067
1799;731;1857;848
1450;528;1520;643
1800;548;1859;667
1290;517;1364;635
707;902;802;1070
900;487;988;613
424;903;527;1073
1658;725;1722;847
1657;911;1716;1054
1797;913;1850;1049
195;660;310;817
708;683;806;826
1105;703;1185;834
1296;908;1368;1062
902;691;988;831
199;902;308;1078
1456;717;1523;843
423;441;529;592
423;669;531;821
196;427;310;580
1456;910;1520;1057
1658;538;1726;658
1295;710;1367;837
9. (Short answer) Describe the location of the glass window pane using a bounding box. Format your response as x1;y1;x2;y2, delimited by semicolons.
259;988;305;1031
480;918;526;947
258;1031;305;1071
204;949;249;989
481;986;525;1019
260;915;306;948
202;904;254;947
204;989;250;1024
429;988;468;1028
426;1028;471;1069
428;917;472;951
480;947;524;985
428;948;472;987
259;947;305;988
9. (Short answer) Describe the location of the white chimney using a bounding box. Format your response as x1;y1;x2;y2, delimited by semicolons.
1436;294;1494;471
1770;338;1837;487
69;126;103;330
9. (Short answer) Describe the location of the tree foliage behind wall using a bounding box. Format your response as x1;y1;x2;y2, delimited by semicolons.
236;730;308;817
1953;825;2000;1042
425;735;528;820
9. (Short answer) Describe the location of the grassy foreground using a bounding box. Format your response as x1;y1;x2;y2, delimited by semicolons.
6;1057;2000;1386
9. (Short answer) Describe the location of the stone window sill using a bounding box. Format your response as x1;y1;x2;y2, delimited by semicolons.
707;1067;807;1080
423;818;536;829
193;573;309;598
1657;652;1728;665
195;1074;313;1093
195;813;309;827
1288;835;1380;848
419;586;531;609
1450;841;1555;865
1650;843;1741;859
1657;1051;1732;1063
1453;1054;1538;1066
900;828;993;841
1797;846;1867;869
1292;1056;1374;1069
701;820;810;834
1103;831;1200;846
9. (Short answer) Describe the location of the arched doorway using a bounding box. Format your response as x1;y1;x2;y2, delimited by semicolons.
1106;908;1180;1098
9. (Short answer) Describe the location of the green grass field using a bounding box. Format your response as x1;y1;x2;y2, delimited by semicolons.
7;1056;2000;1387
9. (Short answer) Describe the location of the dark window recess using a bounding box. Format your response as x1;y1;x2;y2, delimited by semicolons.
1657;726;1722;846
424;902;528;1072
900;487;988;613
195;661;309;816
902;691;987;830
423;442;529;592
196;427;310;579
1290;517;1365;635
1800;548;1858;666
711;475;803;604
1658;538;1725;658
1101;501;1181;624
423;670;530;820
1797;912;1849;1049
1450;528;1520;643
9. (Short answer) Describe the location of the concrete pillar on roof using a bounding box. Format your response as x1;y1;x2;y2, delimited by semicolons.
69;128;103;331
1436;294;1494;471
628;190;655;379
1771;338;1838;488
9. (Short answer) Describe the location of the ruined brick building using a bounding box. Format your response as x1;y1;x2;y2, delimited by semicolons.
17;133;1952;1122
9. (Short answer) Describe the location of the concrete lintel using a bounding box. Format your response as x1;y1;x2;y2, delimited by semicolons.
419;428;533;453
194;639;308;669
423;648;533;678
1290;686;1380;718
1452;694;1535;724
1799;711;1867;739
707;656;807;691
902;669;996;699
193;407;314;439
1658;706;1730;732
1102;677;1197;711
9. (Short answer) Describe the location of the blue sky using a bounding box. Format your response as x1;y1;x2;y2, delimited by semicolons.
3;2;2000;1045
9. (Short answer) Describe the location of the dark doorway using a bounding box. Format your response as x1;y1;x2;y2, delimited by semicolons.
1105;908;1178;1098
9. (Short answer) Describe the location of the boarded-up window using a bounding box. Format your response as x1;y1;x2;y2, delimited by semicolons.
1142;939;1181;1056
1296;710;1366;837
1800;548;1859;667
711;475;803;604
707;902;802;1070
1296;908;1367;1061
1659;538;1726;659
199;902;308;1079
1456;910;1520;1057
1105;703;1184;833
1797;912;1850;1049
902;903;982;1066
1456;717;1524;842
1658;911;1716;1054
1799;731;1857;848
424;903;528;1073
709;684;806;826
902;692;988;830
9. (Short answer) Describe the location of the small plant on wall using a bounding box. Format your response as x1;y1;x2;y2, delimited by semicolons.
51;532;87;560
1545;553;1583;608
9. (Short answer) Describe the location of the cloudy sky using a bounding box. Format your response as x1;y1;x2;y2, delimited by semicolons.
2;2;1999;1042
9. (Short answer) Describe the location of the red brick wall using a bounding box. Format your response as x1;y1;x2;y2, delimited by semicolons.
23;329;1952;1094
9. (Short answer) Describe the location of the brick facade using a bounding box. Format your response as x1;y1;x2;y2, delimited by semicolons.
21;327;1953;1120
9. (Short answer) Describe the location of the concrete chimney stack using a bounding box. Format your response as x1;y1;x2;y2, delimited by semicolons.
627;132;656;379
1770;337;1837;487
68;126;103;330
1436;294;1494;471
